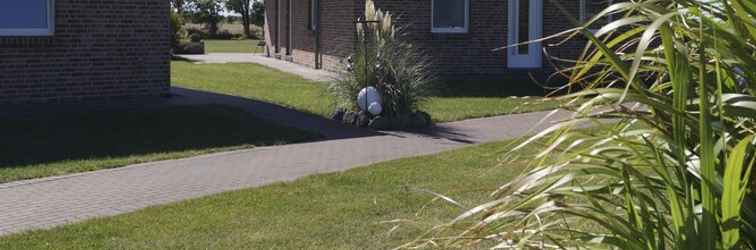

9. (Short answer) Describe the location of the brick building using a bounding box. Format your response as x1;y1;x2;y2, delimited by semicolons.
0;0;170;103
264;0;609;81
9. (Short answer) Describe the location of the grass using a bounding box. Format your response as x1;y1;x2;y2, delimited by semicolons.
185;22;262;38
426;80;563;122
172;62;565;123
0;105;318;183
172;61;335;117
0;137;539;249
423;96;559;122
204;39;264;53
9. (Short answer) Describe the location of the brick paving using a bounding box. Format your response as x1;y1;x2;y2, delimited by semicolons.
0;108;573;237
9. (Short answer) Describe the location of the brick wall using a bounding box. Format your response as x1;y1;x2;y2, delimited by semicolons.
0;0;170;104
265;0;588;84
265;0;355;72
291;0;317;68
368;0;584;82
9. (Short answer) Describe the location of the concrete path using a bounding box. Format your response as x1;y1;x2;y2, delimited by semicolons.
0;106;574;236
176;53;337;82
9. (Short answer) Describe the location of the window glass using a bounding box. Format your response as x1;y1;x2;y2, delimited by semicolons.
432;0;467;32
517;0;529;54
0;0;50;29
581;0;612;30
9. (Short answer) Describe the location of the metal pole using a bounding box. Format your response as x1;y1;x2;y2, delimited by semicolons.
353;20;379;114
362;21;369;114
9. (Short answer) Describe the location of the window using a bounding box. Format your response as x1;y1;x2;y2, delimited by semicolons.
308;0;318;31
0;0;55;36
432;0;469;33
580;0;612;32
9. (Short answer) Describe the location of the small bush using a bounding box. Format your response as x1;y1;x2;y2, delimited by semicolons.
170;11;186;53
189;33;202;43
186;27;207;39
247;25;263;39
174;41;205;55
212;30;234;40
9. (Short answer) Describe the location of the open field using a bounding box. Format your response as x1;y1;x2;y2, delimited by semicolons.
204;39;264;53
184;22;263;38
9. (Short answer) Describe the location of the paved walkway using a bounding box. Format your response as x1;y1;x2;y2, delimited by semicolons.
176;53;337;82
0;105;573;236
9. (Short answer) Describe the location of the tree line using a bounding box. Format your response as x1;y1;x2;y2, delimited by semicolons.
171;0;264;38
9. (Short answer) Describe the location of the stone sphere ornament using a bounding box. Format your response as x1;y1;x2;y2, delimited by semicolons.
368;102;383;115
357;87;382;113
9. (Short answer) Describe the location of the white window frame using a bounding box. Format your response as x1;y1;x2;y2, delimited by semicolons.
507;0;543;69
0;0;55;36
431;0;470;34
579;0;613;33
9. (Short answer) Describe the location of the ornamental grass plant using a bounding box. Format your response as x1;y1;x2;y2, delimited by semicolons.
402;0;756;249
328;0;433;118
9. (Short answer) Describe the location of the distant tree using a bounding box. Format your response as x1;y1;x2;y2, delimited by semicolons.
250;0;264;26
225;15;239;24
188;0;224;36
224;0;253;37
171;0;187;14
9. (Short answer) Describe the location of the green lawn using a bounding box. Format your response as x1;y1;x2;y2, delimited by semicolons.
0;137;539;249
172;61;336;117
172;62;564;123
204;39;264;53
424;96;561;122
0;105;318;183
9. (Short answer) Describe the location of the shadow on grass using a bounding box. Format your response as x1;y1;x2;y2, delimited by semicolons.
171;87;383;140
0;105;319;168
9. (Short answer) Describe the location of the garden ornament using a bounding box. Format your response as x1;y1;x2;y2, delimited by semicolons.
358;87;383;115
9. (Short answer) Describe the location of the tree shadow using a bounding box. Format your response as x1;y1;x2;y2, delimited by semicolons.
170;87;383;140
0;104;319;168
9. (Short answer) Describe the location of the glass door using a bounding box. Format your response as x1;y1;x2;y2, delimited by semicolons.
507;0;543;68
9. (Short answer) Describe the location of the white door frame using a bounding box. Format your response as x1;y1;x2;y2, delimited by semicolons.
507;0;543;69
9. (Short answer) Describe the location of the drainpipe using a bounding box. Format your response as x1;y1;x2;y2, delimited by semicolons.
274;0;279;54
288;0;293;56
314;0;321;69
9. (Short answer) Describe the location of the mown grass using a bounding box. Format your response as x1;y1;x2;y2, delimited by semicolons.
204;39;264;53
172;61;336;117
0;137;539;249
171;62;564;123
0;105;318;183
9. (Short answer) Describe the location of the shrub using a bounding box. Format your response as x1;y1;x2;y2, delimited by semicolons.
189;33;202;43
403;0;756;249
328;0;433;118
247;25;264;40
212;29;234;40
186;27;207;39
170;11;186;52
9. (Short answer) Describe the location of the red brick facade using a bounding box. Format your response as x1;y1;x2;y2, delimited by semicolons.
264;0;587;81
0;0;170;103
265;0;356;72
